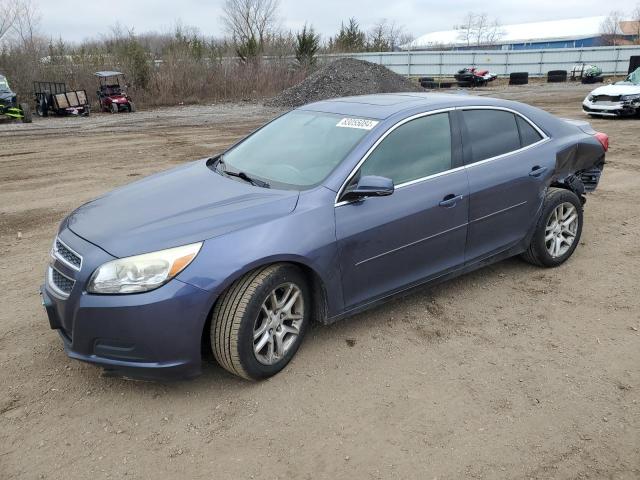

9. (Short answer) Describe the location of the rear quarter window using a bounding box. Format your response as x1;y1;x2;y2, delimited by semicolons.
463;110;521;162
516;116;543;147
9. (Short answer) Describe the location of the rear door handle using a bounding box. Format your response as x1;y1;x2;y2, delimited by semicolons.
529;166;548;177
439;194;464;208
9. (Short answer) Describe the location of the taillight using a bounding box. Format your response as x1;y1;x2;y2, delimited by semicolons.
594;132;609;152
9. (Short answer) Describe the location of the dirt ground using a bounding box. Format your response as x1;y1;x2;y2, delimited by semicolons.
1;84;638;480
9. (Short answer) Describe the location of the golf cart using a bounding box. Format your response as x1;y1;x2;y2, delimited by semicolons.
0;74;32;123
33;81;90;117
95;71;135;113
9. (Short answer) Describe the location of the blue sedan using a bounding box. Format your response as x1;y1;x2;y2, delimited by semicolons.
41;93;608;380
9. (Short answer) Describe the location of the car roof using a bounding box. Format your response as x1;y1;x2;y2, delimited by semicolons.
94;71;124;77
298;92;513;119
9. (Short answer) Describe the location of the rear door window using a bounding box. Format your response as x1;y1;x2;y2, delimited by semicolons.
516;116;543;147
462;110;521;162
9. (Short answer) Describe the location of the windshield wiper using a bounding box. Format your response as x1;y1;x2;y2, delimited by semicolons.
214;158;270;188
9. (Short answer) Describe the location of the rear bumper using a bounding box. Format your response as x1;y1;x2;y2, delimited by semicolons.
41;277;212;381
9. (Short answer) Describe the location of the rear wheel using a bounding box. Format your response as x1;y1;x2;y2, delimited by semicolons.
110;102;118;113
521;188;583;267
211;264;310;380
36;99;48;117
128;101;136;113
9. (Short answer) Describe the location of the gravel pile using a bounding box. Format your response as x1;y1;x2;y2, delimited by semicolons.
265;58;421;108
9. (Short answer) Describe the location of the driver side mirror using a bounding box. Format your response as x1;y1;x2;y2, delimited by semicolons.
341;175;394;202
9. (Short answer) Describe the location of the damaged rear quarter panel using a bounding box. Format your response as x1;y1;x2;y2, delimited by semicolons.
554;136;605;193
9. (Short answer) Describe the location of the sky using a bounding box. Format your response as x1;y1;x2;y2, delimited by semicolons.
32;0;637;43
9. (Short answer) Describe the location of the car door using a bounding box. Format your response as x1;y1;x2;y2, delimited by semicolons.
335;111;470;309
461;108;553;263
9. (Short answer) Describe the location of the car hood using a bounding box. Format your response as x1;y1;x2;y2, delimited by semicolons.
67;159;299;258
0;90;15;102
588;83;640;96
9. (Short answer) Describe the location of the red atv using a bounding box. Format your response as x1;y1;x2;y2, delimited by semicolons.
95;71;136;113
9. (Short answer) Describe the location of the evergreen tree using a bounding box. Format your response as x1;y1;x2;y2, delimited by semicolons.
295;24;319;67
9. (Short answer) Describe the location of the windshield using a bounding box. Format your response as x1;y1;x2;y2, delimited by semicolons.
221;110;376;189
627;67;640;85
0;76;10;92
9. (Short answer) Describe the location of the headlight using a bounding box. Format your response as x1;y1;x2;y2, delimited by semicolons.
87;242;202;294
587;95;594;101
621;94;640;102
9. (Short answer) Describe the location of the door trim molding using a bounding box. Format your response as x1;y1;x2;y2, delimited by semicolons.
354;222;468;267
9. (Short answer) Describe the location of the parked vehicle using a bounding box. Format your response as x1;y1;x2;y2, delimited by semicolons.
33;81;90;117
95;71;135;113
570;64;604;84
41;93;608;381
0;74;32;123
582;68;640;117
454;67;497;87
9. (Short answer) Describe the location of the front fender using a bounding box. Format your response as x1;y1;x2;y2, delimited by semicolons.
176;192;343;319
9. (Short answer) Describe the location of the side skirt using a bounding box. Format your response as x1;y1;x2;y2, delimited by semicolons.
323;241;526;325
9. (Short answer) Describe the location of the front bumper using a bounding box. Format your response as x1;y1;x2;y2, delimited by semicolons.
582;100;639;117
42;229;212;381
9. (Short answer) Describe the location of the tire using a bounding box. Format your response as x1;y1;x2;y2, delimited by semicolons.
582;76;604;84
521;188;583;268
128;101;136;113
211;264;310;380
36;99;48;117
509;72;529;85
20;103;32;123
111;102;118;113
547;70;567;83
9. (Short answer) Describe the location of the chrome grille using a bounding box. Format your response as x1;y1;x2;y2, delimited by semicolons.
48;267;75;297
592;95;621;102
53;238;82;270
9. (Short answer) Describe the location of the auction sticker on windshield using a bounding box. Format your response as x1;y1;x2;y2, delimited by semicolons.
336;118;379;130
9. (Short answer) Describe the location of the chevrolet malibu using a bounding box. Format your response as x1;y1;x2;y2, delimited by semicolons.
42;93;608;381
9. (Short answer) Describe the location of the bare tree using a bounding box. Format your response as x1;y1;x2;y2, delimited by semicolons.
11;0;40;50
600;10;624;46
455;12;476;47
456;12;504;47
0;0;17;44
631;3;640;44
222;0;280;51
367;19;406;51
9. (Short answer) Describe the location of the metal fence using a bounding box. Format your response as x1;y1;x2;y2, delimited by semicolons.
319;45;640;77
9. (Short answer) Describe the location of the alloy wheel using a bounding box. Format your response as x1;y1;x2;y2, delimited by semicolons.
545;202;578;258
253;282;304;365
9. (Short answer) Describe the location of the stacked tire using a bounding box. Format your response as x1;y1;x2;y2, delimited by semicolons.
547;70;567;83
509;72;529;85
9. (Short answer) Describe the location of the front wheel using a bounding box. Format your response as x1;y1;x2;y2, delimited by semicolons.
521;187;583;267
211;264;310;380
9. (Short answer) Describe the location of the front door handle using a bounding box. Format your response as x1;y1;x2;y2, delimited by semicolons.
529;166;548;177
439;194;464;208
